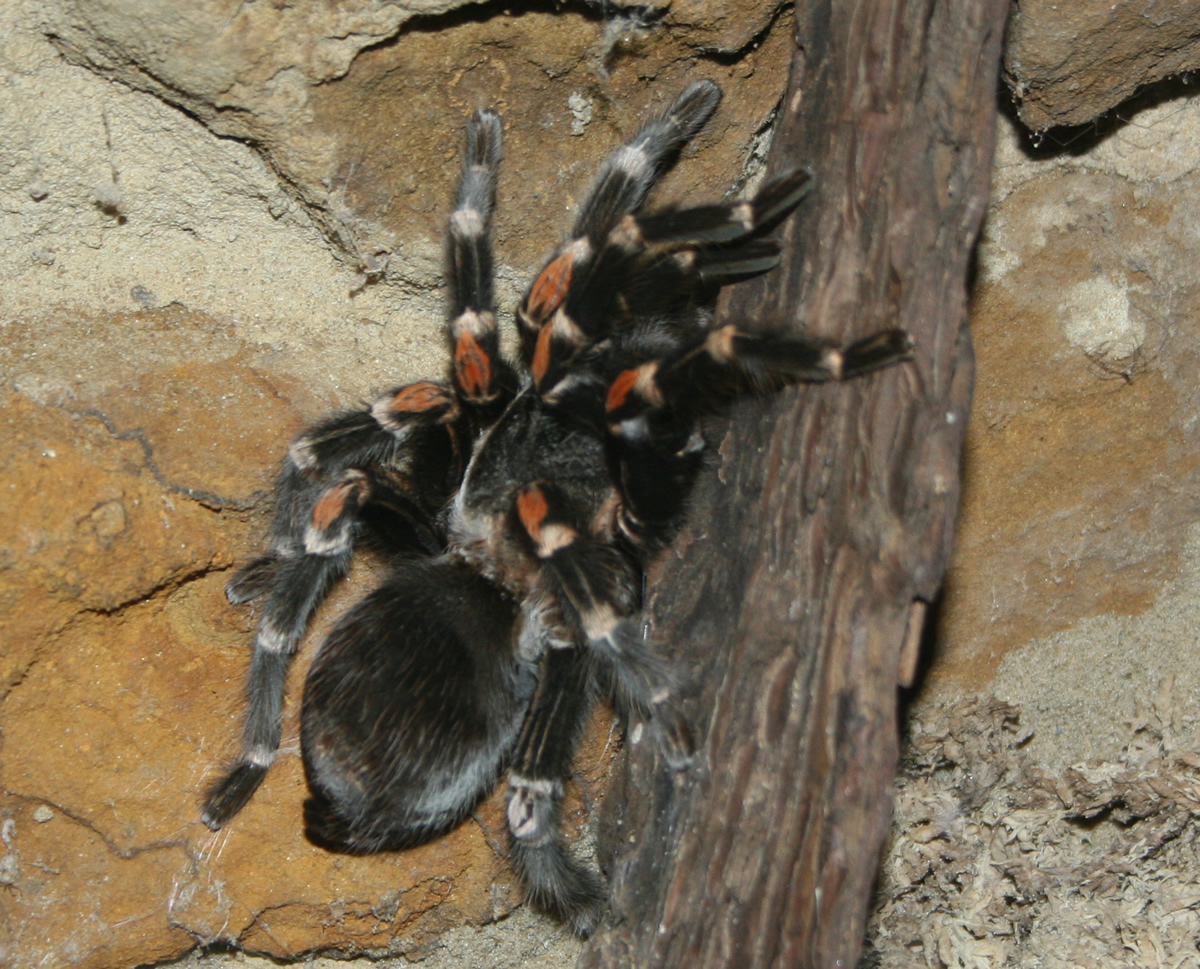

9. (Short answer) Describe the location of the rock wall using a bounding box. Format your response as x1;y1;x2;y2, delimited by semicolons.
1005;0;1200;130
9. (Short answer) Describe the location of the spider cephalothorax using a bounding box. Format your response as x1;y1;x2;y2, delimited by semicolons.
201;80;912;936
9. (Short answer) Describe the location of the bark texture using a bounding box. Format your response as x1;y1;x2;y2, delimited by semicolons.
581;2;1008;967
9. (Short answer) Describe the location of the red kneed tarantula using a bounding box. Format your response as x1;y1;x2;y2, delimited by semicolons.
201;80;912;936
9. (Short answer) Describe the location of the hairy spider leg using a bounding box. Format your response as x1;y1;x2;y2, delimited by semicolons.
602;325;914;540
506;645;605;937
517;80;723;384
514;482;688;751
631;167;813;247
202;468;365;827
504;480;694;935
202;385;464;829
448;109;516;417
607;324;917;426
571;80;723;242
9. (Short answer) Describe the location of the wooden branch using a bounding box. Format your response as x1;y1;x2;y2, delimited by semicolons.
580;2;1008;967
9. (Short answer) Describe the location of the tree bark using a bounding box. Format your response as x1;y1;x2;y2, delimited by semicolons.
580;2;1007;967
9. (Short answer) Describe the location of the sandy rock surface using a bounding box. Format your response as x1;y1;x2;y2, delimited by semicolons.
1006;0;1200;130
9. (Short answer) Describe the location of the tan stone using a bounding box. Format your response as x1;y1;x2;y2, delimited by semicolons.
1006;0;1200;130
44;0;793;286
930;124;1200;684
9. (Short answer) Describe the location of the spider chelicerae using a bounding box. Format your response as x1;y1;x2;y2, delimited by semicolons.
200;80;912;936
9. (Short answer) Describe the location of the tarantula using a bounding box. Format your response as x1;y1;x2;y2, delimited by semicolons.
201;80;912;936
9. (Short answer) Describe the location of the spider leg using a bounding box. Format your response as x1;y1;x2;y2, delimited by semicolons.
629;167;813;247
570;80;723;244
504;482;698;933
203;468;367;828
602;326;913;537
203;383;464;829
506;645;605;937
605;325;915;435
518;81;723;378
515;483;693;764
448;109;517;418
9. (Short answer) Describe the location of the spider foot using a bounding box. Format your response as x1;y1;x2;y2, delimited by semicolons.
512;838;606;938
841;328;915;377
226;555;280;604
646;698;697;770
202;762;268;829
635;168;813;247
507;776;606;938
590;620;695;764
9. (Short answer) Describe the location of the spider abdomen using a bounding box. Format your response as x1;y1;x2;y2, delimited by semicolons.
300;557;532;853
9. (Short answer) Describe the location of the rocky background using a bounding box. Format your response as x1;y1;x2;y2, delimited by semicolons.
2;0;1200;967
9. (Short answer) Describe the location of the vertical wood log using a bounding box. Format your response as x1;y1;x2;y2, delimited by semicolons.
580;2;1008;967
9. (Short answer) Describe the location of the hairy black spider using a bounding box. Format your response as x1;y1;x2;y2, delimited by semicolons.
200;80;912;936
